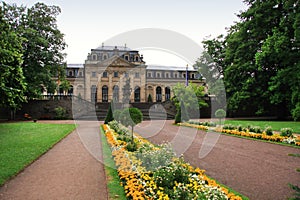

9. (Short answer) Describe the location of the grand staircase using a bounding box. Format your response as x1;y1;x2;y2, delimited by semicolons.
76;101;176;121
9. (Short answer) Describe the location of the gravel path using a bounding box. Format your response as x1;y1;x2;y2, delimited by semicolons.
135;120;300;200
0;120;108;200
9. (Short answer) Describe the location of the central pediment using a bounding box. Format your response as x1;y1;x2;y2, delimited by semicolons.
97;55;135;68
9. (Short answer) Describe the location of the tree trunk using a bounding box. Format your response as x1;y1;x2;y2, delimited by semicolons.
131;126;134;143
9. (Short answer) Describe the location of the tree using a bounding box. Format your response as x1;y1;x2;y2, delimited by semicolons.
147;94;153;103
215;109;226;126
122;78;131;104
172;82;207;119
2;2;66;98
174;101;189;124
104;102;114;124
202;0;300;118
0;4;27;114
60;79;70;95
120;108;143;142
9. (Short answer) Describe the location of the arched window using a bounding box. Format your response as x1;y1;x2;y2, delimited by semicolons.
165;87;171;101
91;85;97;103
156;86;162;102
68;71;73;77
68;85;73;95
102;85;108;102
134;86;140;102
113;85;119;102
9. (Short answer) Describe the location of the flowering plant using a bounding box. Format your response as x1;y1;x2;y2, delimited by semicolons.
102;122;243;200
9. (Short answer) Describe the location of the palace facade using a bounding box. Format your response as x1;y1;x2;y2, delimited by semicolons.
64;45;205;103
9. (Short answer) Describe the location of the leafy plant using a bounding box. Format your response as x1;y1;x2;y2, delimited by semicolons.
215;109;226;125
54;106;67;119
264;126;273;136
135;143;174;171
288;183;300;200
125;141;138;152
280;128;293;137
104;102;114;124
120;108;143;142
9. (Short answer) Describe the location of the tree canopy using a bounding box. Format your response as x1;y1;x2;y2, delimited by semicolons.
199;0;300;120
2;2;66;100
172;82;207;119
0;4;26;110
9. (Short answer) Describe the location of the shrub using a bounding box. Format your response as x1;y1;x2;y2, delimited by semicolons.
215;109;226;125
175;105;182;124
125;141;138;152
147;94;153;103
280;128;293;137
135;143;174;171
292;103;300;121
264;126;273;136
113;110;122;122
253;126;262;134
120;107;143;142
54;106;67;119
104;102;114;124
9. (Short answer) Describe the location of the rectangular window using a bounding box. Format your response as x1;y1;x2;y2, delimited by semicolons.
92;72;96;77
147;73;152;78
135;72;140;78
114;71;118;77
103;71;108;77
124;72;129;78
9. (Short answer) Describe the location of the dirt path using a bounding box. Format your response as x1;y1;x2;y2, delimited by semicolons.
135;120;300;200
0;120;108;200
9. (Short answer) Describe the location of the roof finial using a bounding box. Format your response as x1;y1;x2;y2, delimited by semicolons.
102;42;104;48
125;43;127;49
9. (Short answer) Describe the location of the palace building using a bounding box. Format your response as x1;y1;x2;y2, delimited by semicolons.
64;45;205;103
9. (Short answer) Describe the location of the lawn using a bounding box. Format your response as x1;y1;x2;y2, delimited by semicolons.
225;120;300;133
0;122;76;186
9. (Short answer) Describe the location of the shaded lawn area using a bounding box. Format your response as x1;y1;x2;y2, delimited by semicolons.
0;122;76;186
225;120;300;133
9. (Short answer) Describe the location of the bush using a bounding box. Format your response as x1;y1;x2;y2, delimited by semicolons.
113;110;122;122
280;128;293;137
54;106;67;119
264;126;273;136
104;102;114;124
135;143;174;171
292;103;300;121
125;141;138;152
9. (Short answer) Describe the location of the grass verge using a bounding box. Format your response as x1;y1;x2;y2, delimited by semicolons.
0;122;76;186
100;126;126;200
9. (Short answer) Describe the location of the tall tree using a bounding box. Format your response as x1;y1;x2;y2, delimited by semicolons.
203;0;299;119
2;2;66;98
172;82;207;119
0;4;27;111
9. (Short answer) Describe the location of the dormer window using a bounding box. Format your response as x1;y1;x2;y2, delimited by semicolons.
135;56;139;62
102;54;108;60
124;55;129;61
92;54;97;60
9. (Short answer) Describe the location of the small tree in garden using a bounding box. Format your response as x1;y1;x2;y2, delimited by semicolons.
104;102;114;124
175;101;189;124
175;105;182;124
120;107;143;142
215;109;226;126
113;109;122;122
147;94;153;103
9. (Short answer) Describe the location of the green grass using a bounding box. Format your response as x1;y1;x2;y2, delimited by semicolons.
225;120;300;133
100;126;126;200
0;122;76;186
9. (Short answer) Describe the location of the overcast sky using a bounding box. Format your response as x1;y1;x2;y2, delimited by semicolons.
5;0;248;66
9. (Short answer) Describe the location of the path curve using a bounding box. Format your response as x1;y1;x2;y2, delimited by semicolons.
136;120;300;200
0;120;108;200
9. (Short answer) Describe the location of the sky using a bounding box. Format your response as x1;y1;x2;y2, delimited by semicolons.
5;0;248;66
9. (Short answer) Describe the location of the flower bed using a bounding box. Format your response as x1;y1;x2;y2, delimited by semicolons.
102;121;244;200
179;122;300;146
